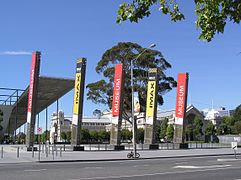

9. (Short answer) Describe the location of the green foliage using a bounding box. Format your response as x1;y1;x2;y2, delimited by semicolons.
117;0;241;41
193;115;203;140
234;121;241;134
41;130;50;143
159;118;168;139
195;0;241;41
0;109;3;131
98;130;110;141
137;128;144;143
90;131;99;141
217;106;241;135
121;128;132;141
233;104;241;121
66;131;71;142
185;124;193;141
86;42;176;120
117;0;158;23
81;129;91;143
166;124;174;141
61;132;67;142
16;132;26;144
205;121;216;136
80;129;110;143
217;124;228;135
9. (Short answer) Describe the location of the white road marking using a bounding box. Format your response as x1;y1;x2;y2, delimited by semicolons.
83;167;103;169
174;162;187;165
174;165;231;169
206;160;218;163
42;155;235;166
132;164;149;167
24;169;47;172
67;166;240;180
218;158;240;162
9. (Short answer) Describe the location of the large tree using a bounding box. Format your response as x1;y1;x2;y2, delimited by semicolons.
193;115;203;141
166;124;174;141
86;42;176;121
159;118;168;140
117;0;241;42
233;104;241;121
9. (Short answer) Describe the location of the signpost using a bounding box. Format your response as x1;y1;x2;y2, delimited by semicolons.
37;127;42;135
231;141;238;159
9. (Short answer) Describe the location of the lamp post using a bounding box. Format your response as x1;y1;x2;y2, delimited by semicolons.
131;43;156;158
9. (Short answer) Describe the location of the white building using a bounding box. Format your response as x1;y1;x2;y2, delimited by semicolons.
49;111;111;144
202;107;230;128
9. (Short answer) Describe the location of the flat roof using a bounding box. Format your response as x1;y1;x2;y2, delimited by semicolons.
8;76;74;133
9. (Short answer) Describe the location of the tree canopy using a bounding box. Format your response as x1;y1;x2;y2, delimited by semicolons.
86;42;176;120
117;0;241;41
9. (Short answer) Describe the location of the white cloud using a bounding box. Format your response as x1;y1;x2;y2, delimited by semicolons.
0;51;32;55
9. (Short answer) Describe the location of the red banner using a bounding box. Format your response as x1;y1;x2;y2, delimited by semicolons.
112;64;123;116
175;73;188;118
27;52;37;113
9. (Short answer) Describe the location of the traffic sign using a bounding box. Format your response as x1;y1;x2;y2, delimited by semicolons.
37;127;42;135
231;142;238;150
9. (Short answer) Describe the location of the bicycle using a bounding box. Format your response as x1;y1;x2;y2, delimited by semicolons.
127;151;140;158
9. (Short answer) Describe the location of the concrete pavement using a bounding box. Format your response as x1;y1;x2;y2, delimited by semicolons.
0;145;240;164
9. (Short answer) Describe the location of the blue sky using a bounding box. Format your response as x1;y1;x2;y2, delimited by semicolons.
0;1;240;130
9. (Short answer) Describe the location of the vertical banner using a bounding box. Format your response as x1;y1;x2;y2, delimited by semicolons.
145;68;158;125
26;51;41;148
72;58;86;146
134;92;140;114
175;73;189;125
174;72;189;144
110;64;124;146
111;64;123;123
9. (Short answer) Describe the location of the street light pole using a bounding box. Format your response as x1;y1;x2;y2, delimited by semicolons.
131;43;156;158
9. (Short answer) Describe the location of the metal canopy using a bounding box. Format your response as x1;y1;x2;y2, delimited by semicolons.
8;76;75;133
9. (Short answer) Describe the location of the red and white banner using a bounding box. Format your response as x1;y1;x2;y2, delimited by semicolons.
175;73;188;125
27;52;38;123
112;64;123;117
28;53;37;113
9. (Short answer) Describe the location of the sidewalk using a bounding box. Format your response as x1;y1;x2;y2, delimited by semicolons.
0;146;240;164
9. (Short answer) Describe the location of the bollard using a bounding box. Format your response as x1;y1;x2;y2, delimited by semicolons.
60;147;62;157
98;144;100;151
52;146;54;160
32;147;34;158
17;147;20;158
42;144;44;153
55;145;58;156
46;147;48;158
1;147;3;158
64;144;65;151
38;143;41;161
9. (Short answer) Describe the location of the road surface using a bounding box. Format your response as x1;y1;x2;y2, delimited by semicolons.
0;155;241;180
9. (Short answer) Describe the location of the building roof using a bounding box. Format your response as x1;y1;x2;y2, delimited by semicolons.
8;76;75;133
65;116;111;124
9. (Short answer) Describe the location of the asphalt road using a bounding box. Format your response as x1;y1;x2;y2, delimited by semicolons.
1;155;241;180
